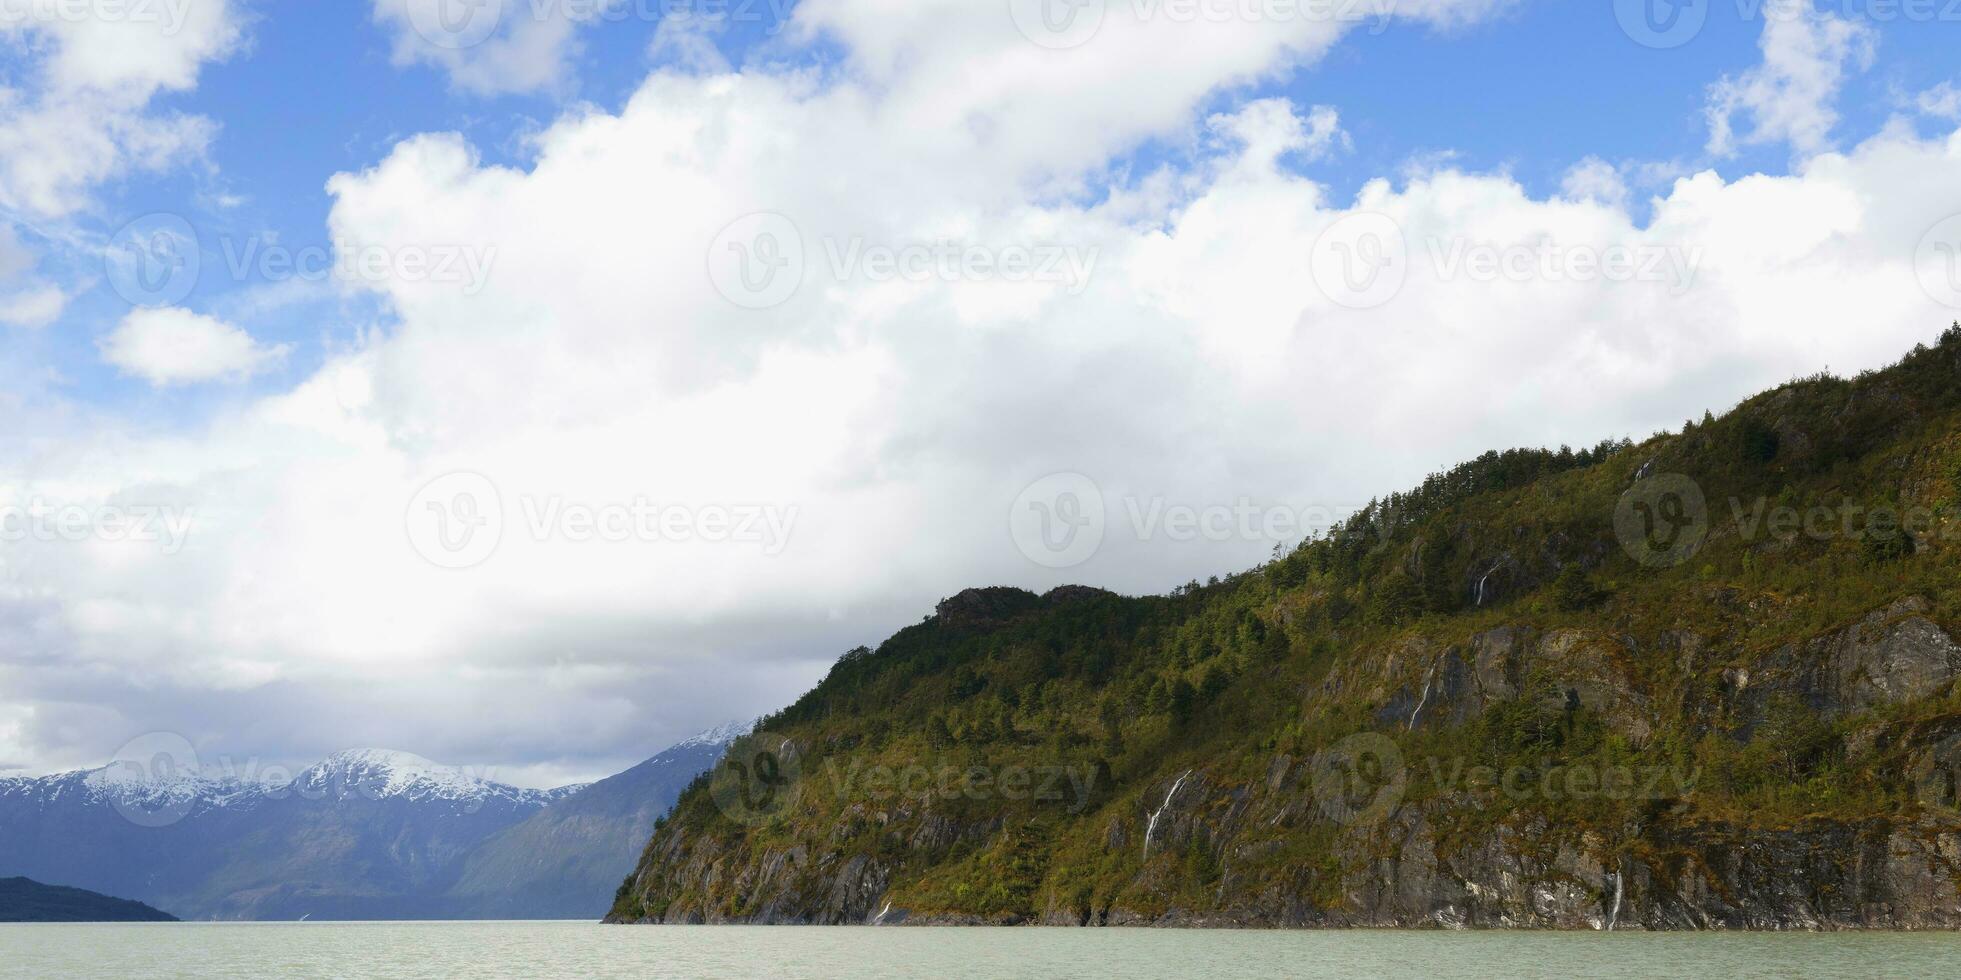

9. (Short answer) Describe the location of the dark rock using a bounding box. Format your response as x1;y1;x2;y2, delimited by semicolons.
933;588;1042;629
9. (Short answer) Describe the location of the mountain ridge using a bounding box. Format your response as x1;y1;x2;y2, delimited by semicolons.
610;325;1961;930
0;724;745;920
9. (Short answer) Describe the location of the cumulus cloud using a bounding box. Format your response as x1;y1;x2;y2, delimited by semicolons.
1706;0;1875;160
7;1;1961;782
371;0;596;96
783;0;1506;200
1920;82;1961;122
0;0;240;216
1560;157;1630;210
0;284;67;328
98;307;289;385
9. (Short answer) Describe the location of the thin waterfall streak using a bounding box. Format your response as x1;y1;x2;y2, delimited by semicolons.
1409;665;1436;730
1142;770;1192;862
1607;861;1625;932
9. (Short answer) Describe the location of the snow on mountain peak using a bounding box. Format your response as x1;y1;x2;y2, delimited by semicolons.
4;747;565;823
84;757;207;793
671;721;751;750
298;748;529;803
79;760;222;813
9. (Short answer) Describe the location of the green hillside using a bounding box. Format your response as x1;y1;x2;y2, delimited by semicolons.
611;325;1961;930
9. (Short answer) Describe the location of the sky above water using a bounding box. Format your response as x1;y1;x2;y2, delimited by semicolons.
2;0;1960;785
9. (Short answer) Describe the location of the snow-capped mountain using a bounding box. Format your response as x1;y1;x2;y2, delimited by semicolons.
670;719;752;750
292;749;565;807
0;725;743;920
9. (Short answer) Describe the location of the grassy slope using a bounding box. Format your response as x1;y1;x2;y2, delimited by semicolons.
615;325;1961;925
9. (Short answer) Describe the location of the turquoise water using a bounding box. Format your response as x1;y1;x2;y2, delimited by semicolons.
3;921;1958;978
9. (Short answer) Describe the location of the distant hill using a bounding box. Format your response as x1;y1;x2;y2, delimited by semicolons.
0;878;176;923
0;726;740;920
613;326;1961;930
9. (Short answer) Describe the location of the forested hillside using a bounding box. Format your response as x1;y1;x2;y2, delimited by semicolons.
611;325;1961;930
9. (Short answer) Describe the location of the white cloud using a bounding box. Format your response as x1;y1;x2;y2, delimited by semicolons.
0;0;241;216
647;10;732;74
0;224;65;328
1705;0;1875;160
1920;82;1961;122
98;307;289;386
372;0;593;96
783;0;1507;200
1560;156;1630;210
0;101;218;218
11;1;1961;779
1208;99;1349;170
0;284;67;328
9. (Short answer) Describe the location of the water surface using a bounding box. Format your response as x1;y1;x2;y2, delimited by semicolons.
3;921;1957;978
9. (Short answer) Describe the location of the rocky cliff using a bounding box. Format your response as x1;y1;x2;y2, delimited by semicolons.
609;328;1961;930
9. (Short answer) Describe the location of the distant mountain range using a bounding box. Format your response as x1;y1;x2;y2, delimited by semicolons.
0;877;176;922
0;723;743;921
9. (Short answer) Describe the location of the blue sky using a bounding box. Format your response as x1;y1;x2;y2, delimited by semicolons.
4;0;1961;778
12;2;1957;415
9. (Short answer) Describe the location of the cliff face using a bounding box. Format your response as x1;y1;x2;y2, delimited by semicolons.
612;610;1961;930
610;330;1961;930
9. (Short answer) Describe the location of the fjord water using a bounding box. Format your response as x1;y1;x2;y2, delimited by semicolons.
3;923;1958;979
